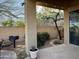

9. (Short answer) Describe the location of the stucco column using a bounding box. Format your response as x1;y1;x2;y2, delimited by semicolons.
25;0;37;52
64;9;69;45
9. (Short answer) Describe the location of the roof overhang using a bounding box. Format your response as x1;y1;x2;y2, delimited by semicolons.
36;0;79;10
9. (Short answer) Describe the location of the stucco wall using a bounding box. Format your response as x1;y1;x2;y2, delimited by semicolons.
0;27;25;41
37;26;60;39
0;26;63;41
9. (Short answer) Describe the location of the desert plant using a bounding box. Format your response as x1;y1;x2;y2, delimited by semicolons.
37;32;50;48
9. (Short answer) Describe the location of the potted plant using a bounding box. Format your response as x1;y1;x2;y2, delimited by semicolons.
29;46;39;59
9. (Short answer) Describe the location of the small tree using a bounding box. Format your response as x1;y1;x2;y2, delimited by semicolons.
36;6;64;40
51;13;62;40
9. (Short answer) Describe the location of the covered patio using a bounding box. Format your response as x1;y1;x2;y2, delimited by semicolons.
25;0;79;59
25;0;79;51
1;0;79;59
39;44;79;59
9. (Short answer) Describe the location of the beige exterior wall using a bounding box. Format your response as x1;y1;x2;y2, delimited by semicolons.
37;26;58;39
0;26;62;41
0;27;25;41
64;5;79;44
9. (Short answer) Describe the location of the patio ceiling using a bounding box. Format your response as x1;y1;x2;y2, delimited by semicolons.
73;10;79;13
36;0;79;9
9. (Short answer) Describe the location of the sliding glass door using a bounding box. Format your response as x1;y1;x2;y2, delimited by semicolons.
69;11;79;45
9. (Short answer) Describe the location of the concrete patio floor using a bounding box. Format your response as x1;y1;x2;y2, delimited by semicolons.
1;44;79;59
26;44;79;59
0;50;17;59
38;44;79;59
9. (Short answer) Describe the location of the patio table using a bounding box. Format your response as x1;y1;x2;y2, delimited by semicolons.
0;50;17;59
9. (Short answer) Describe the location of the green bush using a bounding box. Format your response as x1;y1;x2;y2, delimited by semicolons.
2;19;14;27
37;32;50;48
15;21;25;27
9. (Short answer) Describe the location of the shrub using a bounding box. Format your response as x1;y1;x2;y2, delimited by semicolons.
2;20;14;27
37;32;50;48
2;40;13;47
15;21;25;27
